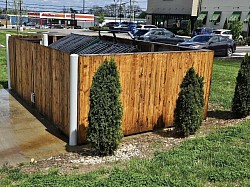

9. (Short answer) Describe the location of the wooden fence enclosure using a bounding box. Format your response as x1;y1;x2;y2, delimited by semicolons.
9;36;214;144
9;37;70;136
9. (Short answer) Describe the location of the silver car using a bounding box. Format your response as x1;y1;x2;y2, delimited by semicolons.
143;28;185;45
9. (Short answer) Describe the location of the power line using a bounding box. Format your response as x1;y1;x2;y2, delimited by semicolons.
0;0;146;13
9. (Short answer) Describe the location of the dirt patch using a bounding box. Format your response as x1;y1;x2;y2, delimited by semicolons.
13;104;249;175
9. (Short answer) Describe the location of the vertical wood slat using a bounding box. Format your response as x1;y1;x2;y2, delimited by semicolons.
78;51;214;143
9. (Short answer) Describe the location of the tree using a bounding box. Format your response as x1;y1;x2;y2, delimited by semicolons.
186;20;191;36
194;20;203;29
98;14;105;26
174;67;204;137
70;8;77;13
230;20;243;40
87;59;123;156
223;18;228;29
232;53;250;118
137;11;146;19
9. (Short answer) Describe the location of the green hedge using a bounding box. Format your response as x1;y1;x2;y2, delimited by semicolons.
87;59;123;156
232;53;250;118
174;67;204;137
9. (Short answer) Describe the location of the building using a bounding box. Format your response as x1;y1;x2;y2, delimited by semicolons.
198;0;250;36
146;0;201;31
28;12;95;28
147;0;250;36
0;14;28;26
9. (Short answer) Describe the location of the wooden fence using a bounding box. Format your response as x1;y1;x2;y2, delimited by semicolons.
9;36;70;136
9;36;214;144
77;51;214;143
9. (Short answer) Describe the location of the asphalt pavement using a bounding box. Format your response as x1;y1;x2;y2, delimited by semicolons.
234;46;250;57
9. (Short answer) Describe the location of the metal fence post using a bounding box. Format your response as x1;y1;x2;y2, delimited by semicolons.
6;34;11;90
69;54;79;146
42;34;48;47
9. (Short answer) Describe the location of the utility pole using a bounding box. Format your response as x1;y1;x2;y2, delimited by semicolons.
19;0;22;28
132;0;135;22
129;0;131;22
114;0;117;22
119;0;122;23
5;0;7;28
82;0;85;13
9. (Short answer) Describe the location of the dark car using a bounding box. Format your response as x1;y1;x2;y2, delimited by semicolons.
143;28;185;45
74;25;81;29
53;24;64;29
105;22;119;29
191;27;213;37
178;34;236;56
133;29;152;40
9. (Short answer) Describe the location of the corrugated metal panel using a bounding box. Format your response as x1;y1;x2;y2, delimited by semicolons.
48;34;136;55
49;34;99;53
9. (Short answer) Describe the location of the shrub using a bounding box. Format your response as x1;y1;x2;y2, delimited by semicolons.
87;59;123;156
245;37;250;45
174;67;204;137
194;20;203;29
176;30;186;36
186;20;191;36
230;20;243;40
232;53;250;118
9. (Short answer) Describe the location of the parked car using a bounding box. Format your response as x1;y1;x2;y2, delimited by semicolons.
0;23;4;27
136;24;158;30
191;27;213;37
26;22;36;26
111;22;137;34
105;22;119;29
143;28;185;45
133;29;153;40
213;29;243;40
74;25;82;29
53;24;64;29
178;34;236;56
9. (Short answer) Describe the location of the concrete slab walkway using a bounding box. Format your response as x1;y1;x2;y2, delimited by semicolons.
0;89;67;165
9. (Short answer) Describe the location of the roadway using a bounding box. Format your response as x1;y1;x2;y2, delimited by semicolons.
234;46;250;56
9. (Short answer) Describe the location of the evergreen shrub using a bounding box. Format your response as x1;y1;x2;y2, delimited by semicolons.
232;53;250;118
174;67;204;137
87;59;123;156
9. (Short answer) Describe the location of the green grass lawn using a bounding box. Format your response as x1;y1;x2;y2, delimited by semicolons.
0;31;8;89
209;59;241;110
1;121;249;186
0;47;7;88
0;30;18;89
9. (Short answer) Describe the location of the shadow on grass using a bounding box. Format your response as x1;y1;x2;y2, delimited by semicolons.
152;115;181;138
207;110;234;120
0;81;8;89
153;128;181;139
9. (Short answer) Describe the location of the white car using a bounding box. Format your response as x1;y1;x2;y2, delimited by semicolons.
136;24;158;30
213;29;243;40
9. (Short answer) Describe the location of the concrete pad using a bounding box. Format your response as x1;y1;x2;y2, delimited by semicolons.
0;89;67;165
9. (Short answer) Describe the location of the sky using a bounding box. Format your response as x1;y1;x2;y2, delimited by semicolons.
20;0;148;12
